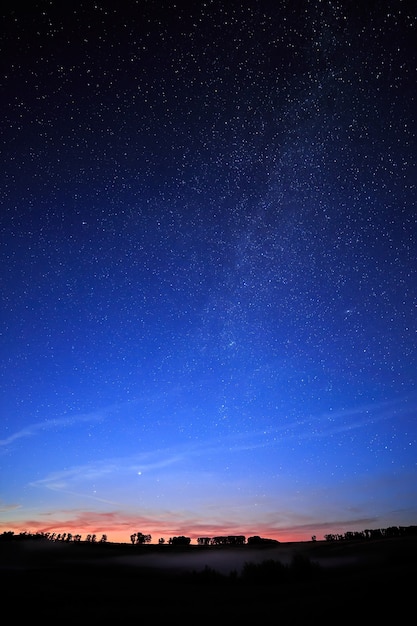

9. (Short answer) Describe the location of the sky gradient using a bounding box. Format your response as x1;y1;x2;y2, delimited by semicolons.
1;0;416;544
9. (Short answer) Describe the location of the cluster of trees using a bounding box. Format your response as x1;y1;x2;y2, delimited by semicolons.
324;525;417;542
129;534;192;545
196;535;278;546
167;536;191;545
127;534;279;546
197;535;246;546
130;532;152;545
247;536;280;545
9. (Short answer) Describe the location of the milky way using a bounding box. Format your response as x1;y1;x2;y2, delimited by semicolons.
1;1;416;542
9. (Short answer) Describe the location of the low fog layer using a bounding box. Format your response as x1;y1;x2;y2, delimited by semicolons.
3;539;385;576
112;546;298;575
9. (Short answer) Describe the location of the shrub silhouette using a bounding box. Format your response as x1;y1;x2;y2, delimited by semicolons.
241;555;321;584
289;552;321;581
241;559;288;583
187;565;226;584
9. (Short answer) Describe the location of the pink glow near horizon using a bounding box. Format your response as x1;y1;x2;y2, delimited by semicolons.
0;512;319;543
0;518;340;544
0;526;309;544
1;507;390;545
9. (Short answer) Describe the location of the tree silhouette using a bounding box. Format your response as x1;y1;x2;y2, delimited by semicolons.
133;532;151;545
168;536;191;545
242;559;288;583
197;537;211;546
247;536;279;545
211;535;246;545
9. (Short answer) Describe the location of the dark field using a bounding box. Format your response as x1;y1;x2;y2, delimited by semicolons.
2;536;415;623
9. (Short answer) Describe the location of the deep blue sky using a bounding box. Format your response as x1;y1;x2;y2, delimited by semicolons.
1;0;416;542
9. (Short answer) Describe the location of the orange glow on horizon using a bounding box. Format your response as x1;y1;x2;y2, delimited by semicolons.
0;520;315;544
0;508;341;544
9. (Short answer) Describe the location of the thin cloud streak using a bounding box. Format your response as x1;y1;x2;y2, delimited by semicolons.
275;394;415;442
0;502;21;513
2;393;408;450
0;397;147;448
29;450;186;496
0;411;105;447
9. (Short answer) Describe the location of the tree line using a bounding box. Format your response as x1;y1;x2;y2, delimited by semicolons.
197;535;279;546
0;530;108;543
129;534;278;546
1;524;416;545
323;525;417;542
0;531;278;546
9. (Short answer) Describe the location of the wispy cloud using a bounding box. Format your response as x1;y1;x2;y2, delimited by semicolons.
193;394;416;454
249;394;417;444
306;394;416;439
29;449;186;502
0;501;21;513
0;407;112;447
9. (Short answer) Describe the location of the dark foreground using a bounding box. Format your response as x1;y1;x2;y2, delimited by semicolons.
1;536;415;623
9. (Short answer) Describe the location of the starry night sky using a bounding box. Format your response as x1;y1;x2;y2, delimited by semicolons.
1;1;416;543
